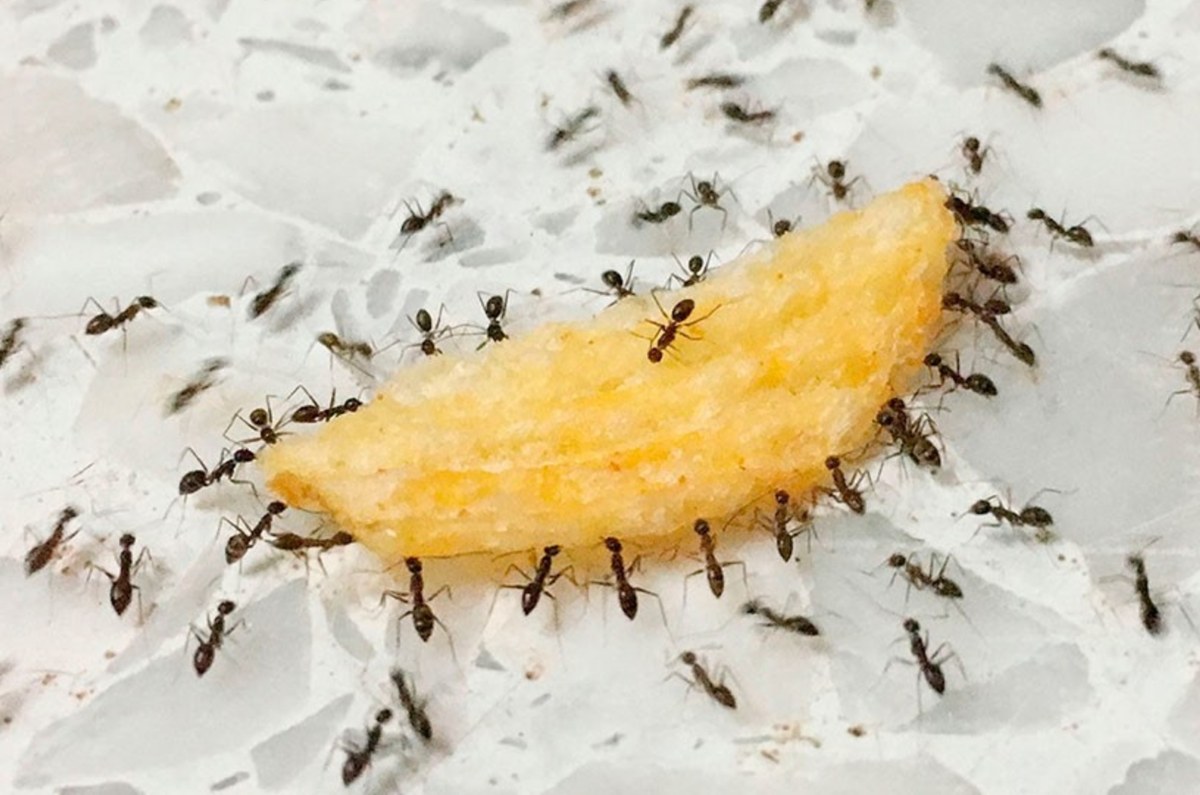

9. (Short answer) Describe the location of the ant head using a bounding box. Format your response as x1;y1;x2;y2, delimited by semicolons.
887;397;906;412
824;455;840;470
693;518;710;536
886;553;906;568
647;347;664;363
601;270;624;290
1027;208;1046;221
119;533;136;547
1181;351;1196;365
942;291;965;310
217;600;236;615
773;219;791;237
345;398;363;412
827;160;846;179
1097;47;1115;59
923;352;942;367
544;544;562;556
233;448;256;463
485;295;505;319
415;308;433;333
135;296;159;309
688;255;704;273
1173;231;1192;244
603;536;622;553
661;201;681;216
983;298;1010;316
740;600;761;615
267;501;287;515
62;506;80;521
249;408;270;427
679;650;697;664
280;262;302;280
316;331;339;349
1126;554;1145;571
774;489;790;505
405;556;423;573
376;708;394;724
902;617;920;633
963;136;980;151
332;531;355;544
969;499;993;515
697;180;713;193
671;299;695;323
875;410;896;428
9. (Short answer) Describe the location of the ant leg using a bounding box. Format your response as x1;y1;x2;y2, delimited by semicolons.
502;564;532;582
665;671;698;701
634;586;671;634
426;584;453;603
378;589;410;610
432;614;460;665
722;560;749;593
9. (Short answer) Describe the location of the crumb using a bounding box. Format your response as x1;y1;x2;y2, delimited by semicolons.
208;295;231;308
589;167;603;179
525;661;544;680
792;131;805;143
164;97;182;111
848;724;866;737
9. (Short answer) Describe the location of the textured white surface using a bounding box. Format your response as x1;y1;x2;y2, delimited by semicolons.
2;1;1200;793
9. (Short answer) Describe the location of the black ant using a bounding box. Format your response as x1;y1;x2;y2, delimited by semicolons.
399;191;457;244
317;332;373;361
591;536;662;621
823;456;866;514
192;599;239;677
758;489;811;562
813;160;858;203
955;239;1019;284
222;500;287;565
546;106;600;151
720;101;775;126
1097;48;1160;79
634;200;683;225
268;530;354;555
945;193;1010;233
893;618;958;696
884;552;963;600
225;402;288;446
249;262;301;319
673;651;736;709
1027;208;1094;248
89;533;150;617
166;357;227;416
942;291;1036;367
686;73;745;91
986;63;1041;108
680;173;734;230
960;135;987;175
84;296;159;336
1126;554;1162;636
686;519;745;599
874;397;941;469
924;352;997;397
179;447;256;496
642;294;719;363
476;292;510;349
409;306;451;356
499;544;574;616
1168;351;1200;410
969;493;1055;542
1173;229;1200;251
668;253;712;288
382;557;451;644
660;5;694;49
0;317;27;370
605;70;635;106
25;506;80;576
289;387;363;424
341;708;392;786
390;668;433;742
759;0;788;23
741;599;819;636
588;262;637;302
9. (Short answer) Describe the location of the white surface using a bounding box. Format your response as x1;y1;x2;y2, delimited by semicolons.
2;1;1200;793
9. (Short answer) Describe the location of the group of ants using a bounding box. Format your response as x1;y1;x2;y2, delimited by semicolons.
12;56;1200;791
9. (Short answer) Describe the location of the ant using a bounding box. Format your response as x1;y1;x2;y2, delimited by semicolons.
399;191;457;241
634;200;682;225
680;173;734;230
1027;208;1094;248
923;352;997;397
317;332;373;361
720;101;775;126
945;193;1010;233
1097;48;1160;79
955;239;1019;285
588;262;637;302
179;447;256;496
605;70;635;106
823;456;867;514
812;160;858;203
1167;351;1200;410
942;291;1036;367
166;357;227;416
673;651;736;709
390;668;433;742
409;306;451;356
89;533;150;617
341;708;392;786
226;403;288;447
642;294;719;363
741;599;819;636
25;506;80;576
686;519;745;600
960;135;988;175
499;544;574;616
548;0;594;20
969;493;1054;542
268;529;354;558
660;5;694;49
759;0;788;23
476;292;510;349
382;557;450;644
986;63;1041;108
892;618;958;696
1126;554;1162;636
0;317;27;370
289;388;363;424
1172;229;1200;251
757;489;811;562
546;106;600;151
874;397;941;469
591;536;662;621
884;552;963;600
84;296;159;336
686;73;745;91
249;262;301;319
222;500;287;565
668;253;712;288
192;599;239;677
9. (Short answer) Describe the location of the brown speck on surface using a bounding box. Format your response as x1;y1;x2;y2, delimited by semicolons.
792;131;805;143
760;748;780;763
164;97;181;111
208;295;231;308
525;661;545;680
870;65;882;79
848;724;866;737
589;167;603;178
41;674;56;686
104;650;116;659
